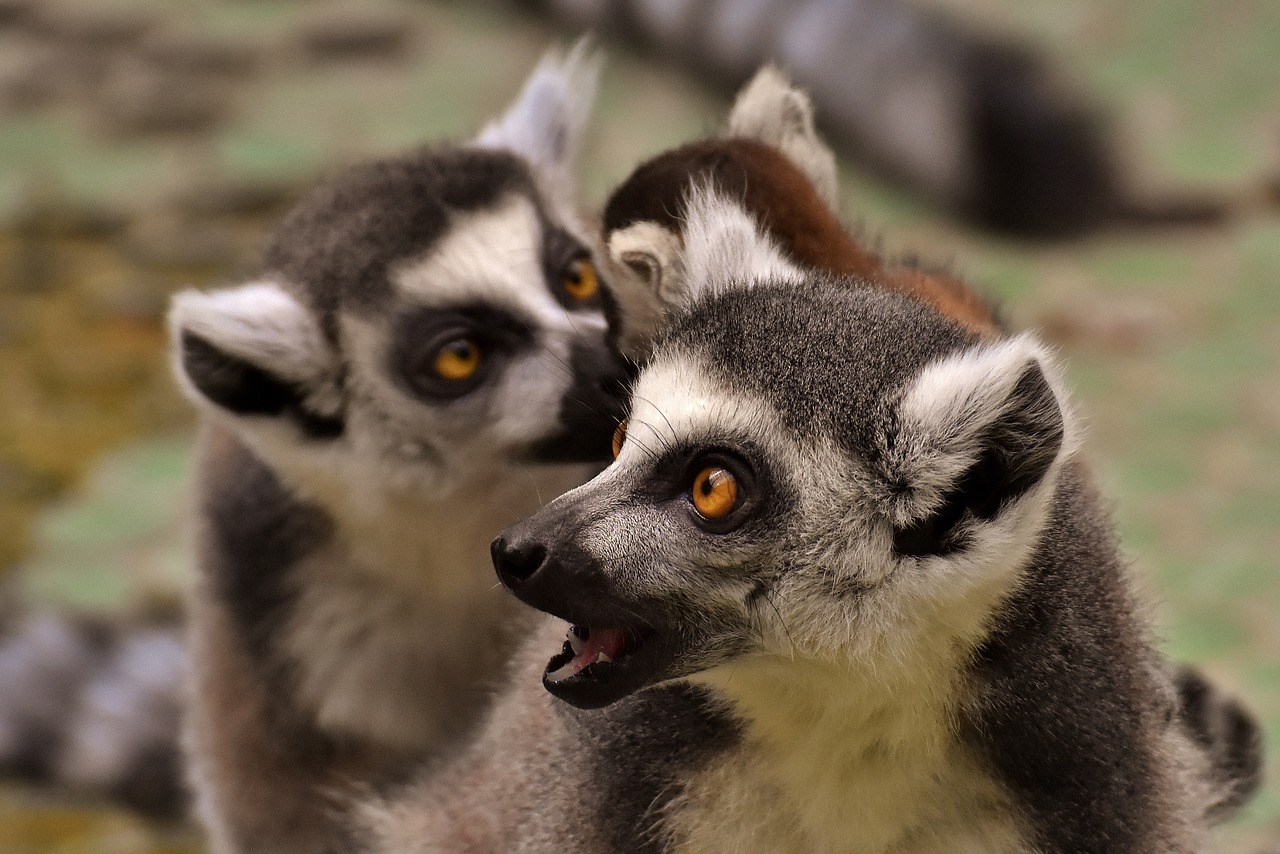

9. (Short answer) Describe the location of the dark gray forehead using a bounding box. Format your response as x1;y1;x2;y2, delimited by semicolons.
260;147;539;340
666;283;978;455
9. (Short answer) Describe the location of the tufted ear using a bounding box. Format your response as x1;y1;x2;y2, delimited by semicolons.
604;185;805;362
169;282;344;439
475;38;602;193
883;334;1074;557
725;65;838;208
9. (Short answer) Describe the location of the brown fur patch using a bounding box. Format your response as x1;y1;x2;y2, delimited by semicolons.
603;138;1000;336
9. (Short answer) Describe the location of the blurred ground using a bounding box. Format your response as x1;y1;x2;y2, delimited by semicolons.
0;0;1276;850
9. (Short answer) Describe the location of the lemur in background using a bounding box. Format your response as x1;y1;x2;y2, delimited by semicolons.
503;0;1244;237
352;70;1262;854
167;44;630;853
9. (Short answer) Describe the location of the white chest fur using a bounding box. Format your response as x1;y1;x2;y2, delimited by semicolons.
670;661;1030;854
278;463;593;749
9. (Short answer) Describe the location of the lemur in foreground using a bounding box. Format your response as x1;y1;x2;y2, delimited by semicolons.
168;44;629;853
352;73;1262;854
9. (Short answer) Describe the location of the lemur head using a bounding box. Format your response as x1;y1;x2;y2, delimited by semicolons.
170;43;629;500
601;66;998;361
492;186;1078;709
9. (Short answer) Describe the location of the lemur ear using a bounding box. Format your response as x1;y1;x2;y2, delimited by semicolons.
475;38;602;191
884;335;1074;557
726;65;839;208
169;282;343;439
605;185;804;361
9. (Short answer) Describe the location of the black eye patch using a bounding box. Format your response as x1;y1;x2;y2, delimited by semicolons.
543;227;603;312
389;304;534;402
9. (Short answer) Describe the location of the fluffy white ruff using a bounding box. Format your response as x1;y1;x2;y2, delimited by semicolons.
679;184;806;304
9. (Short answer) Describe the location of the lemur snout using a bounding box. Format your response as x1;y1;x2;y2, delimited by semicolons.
491;536;547;586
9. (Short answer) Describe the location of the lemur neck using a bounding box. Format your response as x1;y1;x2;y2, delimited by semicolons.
279;448;596;585
681;657;1022;854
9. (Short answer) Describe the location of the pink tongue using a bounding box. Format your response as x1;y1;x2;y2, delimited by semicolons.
565;628;627;678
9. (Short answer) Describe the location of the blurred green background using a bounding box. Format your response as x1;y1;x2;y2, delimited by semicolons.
0;0;1276;850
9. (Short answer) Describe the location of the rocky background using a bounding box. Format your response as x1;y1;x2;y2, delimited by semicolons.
0;0;1276;850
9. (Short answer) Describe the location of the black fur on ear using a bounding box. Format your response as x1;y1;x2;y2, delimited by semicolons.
893;361;1065;557
169;282;344;440
179;333;343;439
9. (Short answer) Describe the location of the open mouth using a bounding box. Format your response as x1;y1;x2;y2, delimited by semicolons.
541;623;658;708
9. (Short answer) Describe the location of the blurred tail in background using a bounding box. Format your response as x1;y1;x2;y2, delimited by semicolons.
511;0;1269;237
1175;665;1266;823
0;608;188;819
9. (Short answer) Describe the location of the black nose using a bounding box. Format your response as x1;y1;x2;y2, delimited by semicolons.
491;536;547;588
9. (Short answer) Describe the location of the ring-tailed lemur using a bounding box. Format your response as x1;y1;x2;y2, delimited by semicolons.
351;77;1262;854
169;43;630;853
600;64;1002;356
505;0;1240;237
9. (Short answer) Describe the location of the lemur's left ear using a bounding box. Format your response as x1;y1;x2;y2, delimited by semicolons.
475;38;602;191
605;185;805;361
882;334;1074;557
169;282;344;439
725;65;838;208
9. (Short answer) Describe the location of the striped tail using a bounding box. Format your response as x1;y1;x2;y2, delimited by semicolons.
514;0;1246;237
0;609;189;818
1174;665;1264;822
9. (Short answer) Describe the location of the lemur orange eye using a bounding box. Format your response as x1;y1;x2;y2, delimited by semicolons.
432;338;481;381
611;420;628;459
563;257;599;301
691;466;738;520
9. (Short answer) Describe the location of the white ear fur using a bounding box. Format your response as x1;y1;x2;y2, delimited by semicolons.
604;186;805;362
604;221;685;361
169;281;339;411
886;334;1077;525
474;38;602;189
679;183;806;302
725;65;839;208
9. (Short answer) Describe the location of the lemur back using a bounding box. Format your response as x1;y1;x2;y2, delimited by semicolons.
352;71;1261;854
168;44;630;854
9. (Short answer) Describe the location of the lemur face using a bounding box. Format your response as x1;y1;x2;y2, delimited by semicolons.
169;45;626;497
493;190;1073;710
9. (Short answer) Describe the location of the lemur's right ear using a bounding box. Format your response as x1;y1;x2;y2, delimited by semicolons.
882;335;1076;557
725;65;838;208
475;38;602;192
606;185;804;361
169;283;344;439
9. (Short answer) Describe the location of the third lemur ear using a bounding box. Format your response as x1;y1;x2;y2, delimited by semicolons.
725;65;839;208
884;335;1072;557
475;38;602;193
605;185;805;362
169;282;344;439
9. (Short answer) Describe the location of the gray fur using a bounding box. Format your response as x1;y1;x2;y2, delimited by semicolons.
169;46;624;854
353;187;1260;853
